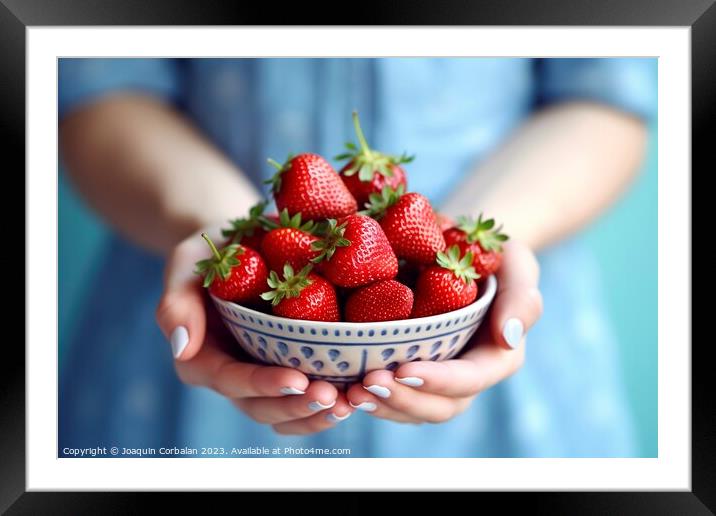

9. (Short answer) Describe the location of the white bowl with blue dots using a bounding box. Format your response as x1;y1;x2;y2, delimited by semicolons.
211;275;497;385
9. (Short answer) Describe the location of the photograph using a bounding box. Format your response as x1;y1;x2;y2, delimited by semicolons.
57;56;658;459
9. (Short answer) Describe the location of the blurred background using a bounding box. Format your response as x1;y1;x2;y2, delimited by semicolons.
58;58;657;457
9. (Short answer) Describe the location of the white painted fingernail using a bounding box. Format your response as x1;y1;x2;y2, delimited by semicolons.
349;401;377;412
502;318;524;349
395;377;424;387
308;399;336;411
364;385;391;398
326;412;352;423
280;387;306;395
170;326;189;358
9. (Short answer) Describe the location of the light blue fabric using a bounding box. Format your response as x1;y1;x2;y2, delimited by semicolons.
59;58;656;457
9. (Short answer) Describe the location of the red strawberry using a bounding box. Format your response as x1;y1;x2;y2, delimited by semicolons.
260;209;320;272
336;111;412;206
364;185;446;265
260;265;340;322
221;201;279;249
443;214;509;277
411;245;480;318
195;233;269;303
313;215;398;288
265;153;357;220
345;279;414;322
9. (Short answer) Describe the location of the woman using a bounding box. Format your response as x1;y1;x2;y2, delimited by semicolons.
59;58;655;457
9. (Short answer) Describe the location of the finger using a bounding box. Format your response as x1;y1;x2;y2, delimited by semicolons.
346;382;422;424
175;333;309;398
490;240;543;350
393;360;480;398
233;381;338;425
355;370;465;424
392;331;525;397
272;394;354;435
155;235;213;361
460;337;526;391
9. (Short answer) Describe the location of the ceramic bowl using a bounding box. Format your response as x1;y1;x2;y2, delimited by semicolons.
211;275;497;386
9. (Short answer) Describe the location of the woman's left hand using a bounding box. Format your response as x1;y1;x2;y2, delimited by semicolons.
345;240;543;423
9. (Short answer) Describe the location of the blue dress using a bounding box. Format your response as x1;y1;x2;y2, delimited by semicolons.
58;58;656;457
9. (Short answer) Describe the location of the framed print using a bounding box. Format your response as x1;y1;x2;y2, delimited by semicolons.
5;0;711;511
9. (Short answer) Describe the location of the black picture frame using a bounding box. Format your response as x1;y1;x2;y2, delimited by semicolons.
4;0;710;512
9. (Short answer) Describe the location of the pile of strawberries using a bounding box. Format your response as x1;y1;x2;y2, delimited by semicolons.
196;112;508;322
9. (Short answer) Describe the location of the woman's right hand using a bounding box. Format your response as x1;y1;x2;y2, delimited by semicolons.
155;226;354;434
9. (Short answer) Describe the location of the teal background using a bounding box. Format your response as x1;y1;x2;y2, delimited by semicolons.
58;125;658;458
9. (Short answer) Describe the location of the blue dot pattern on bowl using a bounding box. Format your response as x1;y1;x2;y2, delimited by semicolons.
406;345;420;359
211;285;493;382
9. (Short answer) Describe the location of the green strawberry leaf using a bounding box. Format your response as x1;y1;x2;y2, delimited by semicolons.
260;263;314;306
335;111;415;183
436;245;480;284
194;233;245;288
310;219;351;263
456;213;509;252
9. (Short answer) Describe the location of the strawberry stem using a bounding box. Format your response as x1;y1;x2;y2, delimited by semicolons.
267;158;284;171
202;233;222;261
352;110;372;156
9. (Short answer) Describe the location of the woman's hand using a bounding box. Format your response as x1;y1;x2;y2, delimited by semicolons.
155;226;354;434
345;240;543;423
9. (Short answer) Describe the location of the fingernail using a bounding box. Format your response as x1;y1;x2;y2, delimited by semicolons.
280;387;306;395
349;401;377;412
502;318;524;349
326;412;352;423
170;326;189;358
364;385;391;399
395;377;424;387
308;399;336;411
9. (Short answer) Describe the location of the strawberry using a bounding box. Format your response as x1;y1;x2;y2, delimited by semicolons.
221;201;279;249
443;214;509;277
195;233;269;303
411;245;480;318
265;153;357;220
345;279;414;322
363;185;446;265
261;209;321;272
260;265;340;322
312;215;398;288
336;111;412;206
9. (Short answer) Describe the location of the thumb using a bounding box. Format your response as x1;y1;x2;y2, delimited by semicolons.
489;240;543;350
155;235;210;361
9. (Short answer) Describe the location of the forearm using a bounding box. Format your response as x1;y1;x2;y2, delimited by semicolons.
60;94;262;255
442;102;647;250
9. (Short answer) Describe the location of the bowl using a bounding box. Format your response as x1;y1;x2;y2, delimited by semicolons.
210;275;497;386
